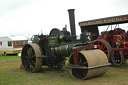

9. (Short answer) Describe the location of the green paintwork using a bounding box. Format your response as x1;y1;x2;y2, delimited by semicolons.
32;35;39;44
48;37;59;47
51;44;69;56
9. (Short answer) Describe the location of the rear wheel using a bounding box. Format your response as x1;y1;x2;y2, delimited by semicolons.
111;49;124;66
21;43;42;72
93;39;112;62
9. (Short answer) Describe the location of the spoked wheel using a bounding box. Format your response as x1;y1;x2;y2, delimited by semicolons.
69;50;109;80
21;43;42;72
93;39;112;62
111;49;124;66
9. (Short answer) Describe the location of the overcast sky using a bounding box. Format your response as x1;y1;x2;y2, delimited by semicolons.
0;0;128;38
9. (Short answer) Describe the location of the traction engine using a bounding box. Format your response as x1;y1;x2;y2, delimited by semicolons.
79;14;128;66
93;28;128;66
21;9;110;80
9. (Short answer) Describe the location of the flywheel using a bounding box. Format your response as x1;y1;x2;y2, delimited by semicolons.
21;43;42;72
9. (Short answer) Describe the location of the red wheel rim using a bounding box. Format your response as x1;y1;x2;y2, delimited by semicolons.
93;39;112;63
94;41;109;57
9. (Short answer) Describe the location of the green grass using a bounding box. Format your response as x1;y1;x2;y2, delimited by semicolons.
0;55;20;61
1;55;128;85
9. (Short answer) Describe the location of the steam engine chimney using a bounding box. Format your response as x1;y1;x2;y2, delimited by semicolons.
68;9;76;39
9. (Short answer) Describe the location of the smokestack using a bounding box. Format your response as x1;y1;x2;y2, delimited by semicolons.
68;9;76;39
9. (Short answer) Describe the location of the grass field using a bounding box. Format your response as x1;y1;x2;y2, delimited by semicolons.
0;55;128;85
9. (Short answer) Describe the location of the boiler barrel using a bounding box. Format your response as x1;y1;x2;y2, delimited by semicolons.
51;45;69;56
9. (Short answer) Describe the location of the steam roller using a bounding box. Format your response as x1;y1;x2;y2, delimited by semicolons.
21;9;110;80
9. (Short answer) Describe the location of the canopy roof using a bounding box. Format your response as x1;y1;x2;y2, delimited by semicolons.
9;36;28;41
79;14;128;26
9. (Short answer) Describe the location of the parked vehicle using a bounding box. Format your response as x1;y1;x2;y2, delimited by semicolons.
21;9;110;80
79;14;128;66
0;36;28;55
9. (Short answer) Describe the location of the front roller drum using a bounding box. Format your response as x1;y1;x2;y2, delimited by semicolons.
69;49;109;80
